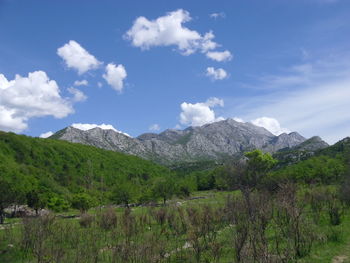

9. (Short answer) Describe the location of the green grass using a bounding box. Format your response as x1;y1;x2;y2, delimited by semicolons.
300;212;350;263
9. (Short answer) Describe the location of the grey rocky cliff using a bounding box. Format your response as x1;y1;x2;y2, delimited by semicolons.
52;119;315;165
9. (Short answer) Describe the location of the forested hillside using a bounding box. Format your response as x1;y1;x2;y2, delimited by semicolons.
0;131;179;215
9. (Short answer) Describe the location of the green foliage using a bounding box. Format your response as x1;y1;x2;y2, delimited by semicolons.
151;177;177;204
245;149;277;175
0;131;171;213
47;195;70;212
272;155;345;184
71;193;95;212
26;190;47;214
111;182;138;206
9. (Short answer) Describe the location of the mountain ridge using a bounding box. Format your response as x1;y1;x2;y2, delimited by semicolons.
51;118;327;165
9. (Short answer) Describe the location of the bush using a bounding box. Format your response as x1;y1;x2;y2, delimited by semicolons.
99;207;117;230
79;213;95;228
71;193;95;213
47;196;69;212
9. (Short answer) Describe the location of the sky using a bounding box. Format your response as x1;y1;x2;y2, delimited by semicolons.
0;0;349;144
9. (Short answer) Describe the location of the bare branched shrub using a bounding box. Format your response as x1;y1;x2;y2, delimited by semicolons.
226;195;249;263
79;213;95;228
21;214;56;263
273;183;315;261
325;190;343;226
303;187;328;224
99;207;117;230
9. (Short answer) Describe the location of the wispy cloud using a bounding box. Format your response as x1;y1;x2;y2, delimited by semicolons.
149;124;160;131
226;53;350;143
209;12;226;19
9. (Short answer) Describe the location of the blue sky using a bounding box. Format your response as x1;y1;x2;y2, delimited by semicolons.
0;0;349;143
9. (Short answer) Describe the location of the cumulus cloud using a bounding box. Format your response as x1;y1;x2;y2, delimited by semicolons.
0;71;74;132
103;63;127;92
149;124;160;131
68;87;87;102
125;9;230;57
206;67;228;80
206;50;233;62
74;80;88;86
179;97;224;127
57;40;102;75
71;123;131;137
39;131;54;138
251;117;290;136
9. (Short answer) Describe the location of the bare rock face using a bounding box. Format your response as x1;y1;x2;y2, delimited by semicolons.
52;119;322;165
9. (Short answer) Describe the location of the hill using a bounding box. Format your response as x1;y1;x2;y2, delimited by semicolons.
0;131;172;212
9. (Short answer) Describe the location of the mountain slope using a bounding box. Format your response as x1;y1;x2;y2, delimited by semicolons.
273;136;329;167
53;119;314;165
0;131;170;204
271;137;348;185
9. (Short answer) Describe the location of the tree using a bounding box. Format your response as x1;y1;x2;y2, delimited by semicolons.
151;177;176;205
27;190;47;215
0;179;16;224
244;150;277;188
71;193;95;213
0;163;33;224
111;182;137;207
47;195;70;212
229;150;277;216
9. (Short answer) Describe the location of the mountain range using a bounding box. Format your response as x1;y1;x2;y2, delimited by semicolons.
51;119;329;165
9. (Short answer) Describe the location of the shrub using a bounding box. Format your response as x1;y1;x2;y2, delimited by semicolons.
47;196;69;212
99;207;117;230
79;213;95;228
71;193;95;213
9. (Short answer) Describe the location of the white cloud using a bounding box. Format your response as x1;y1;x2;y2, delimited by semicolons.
57;40;102;75
68;87;87;102
179;97;224;127
97;82;103;88
251;117;290;136
206;67;228;80
74;80;88;86
39;131;54;138
149;124;160;131
71;123;131;137
206;50;233;62
209;12;226;19
125;9;228;57
0;71;74;132
0;106;27;132
103;63;127;92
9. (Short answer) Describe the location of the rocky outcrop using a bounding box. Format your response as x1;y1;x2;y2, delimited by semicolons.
52;119;316;165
